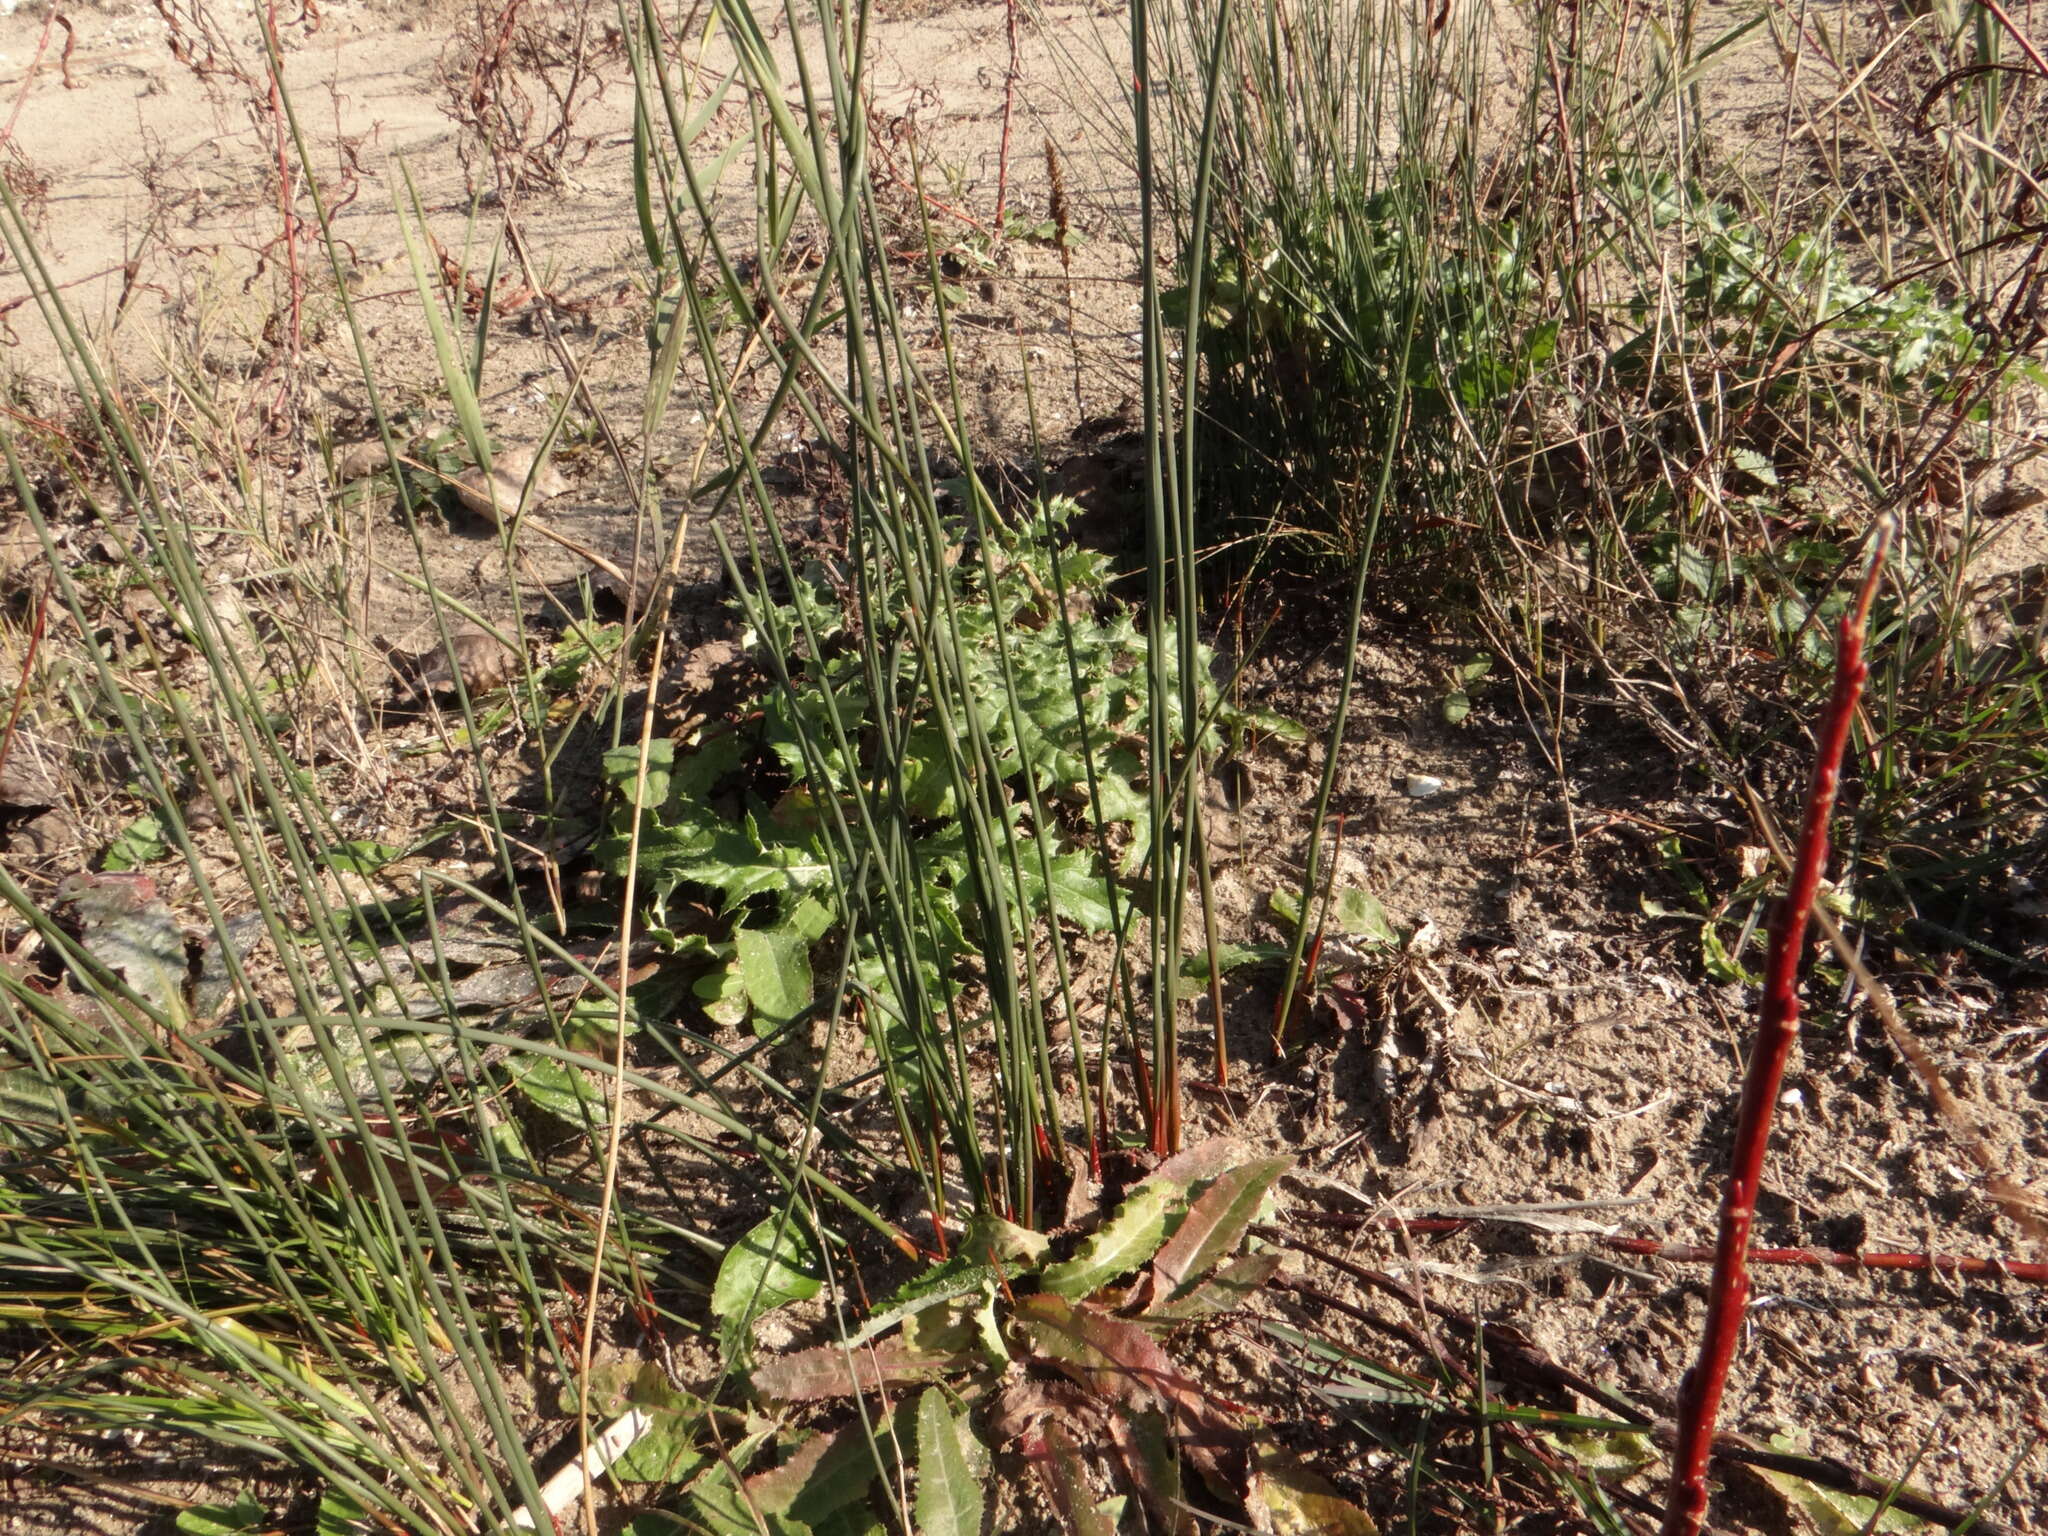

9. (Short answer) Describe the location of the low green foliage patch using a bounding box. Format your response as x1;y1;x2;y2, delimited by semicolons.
627;1142;1302;1536
597;498;1295;1043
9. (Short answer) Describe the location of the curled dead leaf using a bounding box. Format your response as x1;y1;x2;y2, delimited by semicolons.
452;446;569;525
395;629;520;698
0;753;61;814
8;808;80;859
990;1376;1102;1452
332;441;390;483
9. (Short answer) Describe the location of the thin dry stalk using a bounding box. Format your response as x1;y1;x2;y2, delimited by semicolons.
994;0;1022;230
0;589;49;786
1660;522;1892;1536
1044;136;1083;422
260;1;307;425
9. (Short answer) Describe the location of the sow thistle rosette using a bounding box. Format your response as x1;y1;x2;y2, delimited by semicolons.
598;498;1294;1033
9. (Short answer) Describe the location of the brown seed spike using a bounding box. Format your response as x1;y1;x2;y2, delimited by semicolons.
1044;136;1071;272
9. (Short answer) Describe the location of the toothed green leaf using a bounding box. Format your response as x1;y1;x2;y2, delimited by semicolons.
1041;1180;1177;1298
915;1388;985;1536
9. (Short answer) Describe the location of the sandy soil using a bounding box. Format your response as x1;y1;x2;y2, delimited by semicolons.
2;0;2045;1532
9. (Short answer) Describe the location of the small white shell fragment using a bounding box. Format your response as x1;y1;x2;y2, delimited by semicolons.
1405;774;1444;798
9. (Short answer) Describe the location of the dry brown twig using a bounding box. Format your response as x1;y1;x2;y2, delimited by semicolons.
438;0;621;194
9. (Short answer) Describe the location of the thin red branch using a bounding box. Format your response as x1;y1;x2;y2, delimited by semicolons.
0;12;69;150
1660;522;1892;1536
1292;1211;2048;1284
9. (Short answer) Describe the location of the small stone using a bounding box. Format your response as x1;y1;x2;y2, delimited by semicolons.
1404;774;1444;798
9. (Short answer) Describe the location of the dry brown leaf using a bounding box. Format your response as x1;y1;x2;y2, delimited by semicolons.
750;1336;976;1403
405;630;519;697
452;446;569;526
332;441;390;483
0;753;60;812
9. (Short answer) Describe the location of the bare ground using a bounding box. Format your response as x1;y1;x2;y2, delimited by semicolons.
2;0;2045;1532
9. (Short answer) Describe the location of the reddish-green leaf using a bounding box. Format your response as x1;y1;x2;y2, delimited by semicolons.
1011;1293;1243;1487
914;1388;986;1536
1149;1157;1290;1301
744;1423;886;1528
1041;1179;1175;1299
1036;1423;1120;1536
1144;1251;1283;1322
1139;1136;1248;1194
